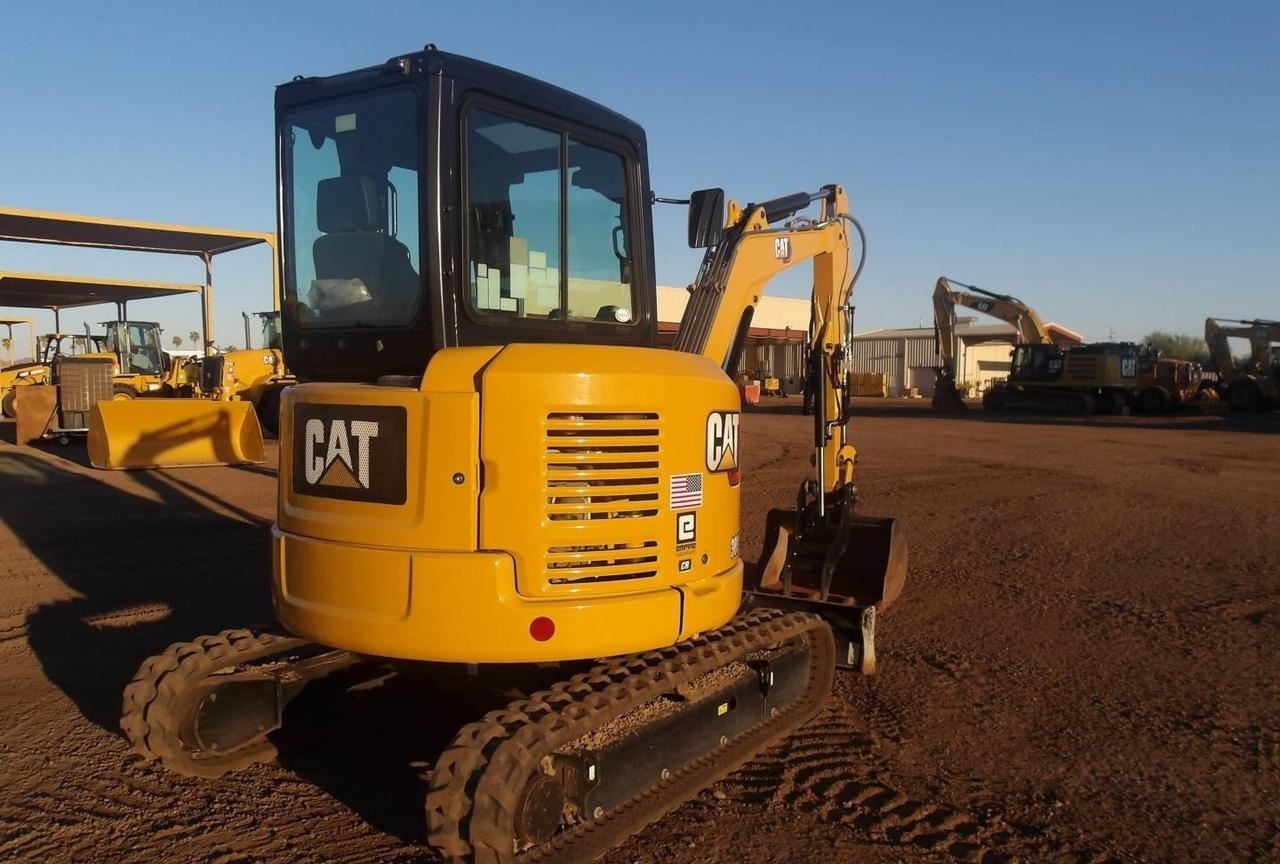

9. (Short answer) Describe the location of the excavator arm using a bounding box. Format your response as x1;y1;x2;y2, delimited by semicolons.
1205;317;1280;383
673;184;905;630
931;276;1053;411
674;184;859;494
1205;317;1280;411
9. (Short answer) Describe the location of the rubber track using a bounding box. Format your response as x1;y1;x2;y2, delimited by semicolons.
120;628;308;778
425;608;836;863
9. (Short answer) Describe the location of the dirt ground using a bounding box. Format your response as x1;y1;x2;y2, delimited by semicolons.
0;401;1276;864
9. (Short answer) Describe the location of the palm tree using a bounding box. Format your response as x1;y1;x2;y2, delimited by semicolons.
189;331;200;346
1;337;11;365
171;335;183;349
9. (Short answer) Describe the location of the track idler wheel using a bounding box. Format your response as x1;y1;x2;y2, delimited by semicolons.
120;629;356;778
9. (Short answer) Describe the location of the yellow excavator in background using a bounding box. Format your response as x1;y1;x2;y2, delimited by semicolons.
1205;317;1279;412
933;276;1143;414
931;276;1053;411
121;46;906;864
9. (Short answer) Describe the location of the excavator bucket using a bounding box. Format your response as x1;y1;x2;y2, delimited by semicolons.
88;399;265;469
931;377;969;413
757;508;908;611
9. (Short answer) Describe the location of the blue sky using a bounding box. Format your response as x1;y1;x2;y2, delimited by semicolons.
0;1;1275;351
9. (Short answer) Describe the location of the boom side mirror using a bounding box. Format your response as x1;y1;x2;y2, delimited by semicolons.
687;188;725;248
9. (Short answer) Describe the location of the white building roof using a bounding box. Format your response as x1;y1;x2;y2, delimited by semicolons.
657;285;808;330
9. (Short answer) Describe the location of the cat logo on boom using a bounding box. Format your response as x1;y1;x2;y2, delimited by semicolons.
705;411;740;472
292;404;407;504
773;237;792;263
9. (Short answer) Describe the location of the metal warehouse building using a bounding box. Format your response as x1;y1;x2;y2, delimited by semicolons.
851;320;1082;397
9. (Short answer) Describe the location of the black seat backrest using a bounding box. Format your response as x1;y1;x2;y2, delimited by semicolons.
311;175;419;313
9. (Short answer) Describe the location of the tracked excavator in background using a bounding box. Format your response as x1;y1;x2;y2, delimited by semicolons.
931;276;1053;411
932;277;1144;414
1204;317;1279;412
120;47;906;863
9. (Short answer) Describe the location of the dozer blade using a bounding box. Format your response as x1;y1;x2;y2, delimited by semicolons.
758;507;908;612
88;399;265;469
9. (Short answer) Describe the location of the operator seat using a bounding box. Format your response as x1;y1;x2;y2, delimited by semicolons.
311;174;420;319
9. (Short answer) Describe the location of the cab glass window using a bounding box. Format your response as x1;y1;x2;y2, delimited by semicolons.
282;87;422;328
466;110;562;317
465;107;634;324
568;139;632;323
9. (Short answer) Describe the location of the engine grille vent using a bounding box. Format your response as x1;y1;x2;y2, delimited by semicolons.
543;412;660;522
544;540;660;585
542;411;661;586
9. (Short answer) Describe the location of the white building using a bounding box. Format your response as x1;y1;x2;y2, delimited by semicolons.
850;319;1083;397
657;286;809;392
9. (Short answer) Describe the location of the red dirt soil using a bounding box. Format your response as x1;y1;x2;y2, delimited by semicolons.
0;401;1276;863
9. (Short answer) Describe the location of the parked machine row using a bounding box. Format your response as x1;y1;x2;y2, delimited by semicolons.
0;212;294;461
931;276;1228;414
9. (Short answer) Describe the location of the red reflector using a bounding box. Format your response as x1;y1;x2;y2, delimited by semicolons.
728;466;741;487
529;616;556;642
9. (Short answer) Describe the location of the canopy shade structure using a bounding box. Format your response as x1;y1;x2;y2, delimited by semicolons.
0;205;279;353
0;271;203;336
0;206;272;257
0;315;35;363
0;271;202;310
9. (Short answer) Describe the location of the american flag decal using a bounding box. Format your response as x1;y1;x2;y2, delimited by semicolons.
670;473;704;509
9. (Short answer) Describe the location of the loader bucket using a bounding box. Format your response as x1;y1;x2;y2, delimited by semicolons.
88;399;265;469
758;509;908;612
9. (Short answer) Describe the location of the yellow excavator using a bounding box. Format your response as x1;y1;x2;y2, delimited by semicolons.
121;46;906;863
932;276;1141;414
1204;317;1279;412
931;276;1054;411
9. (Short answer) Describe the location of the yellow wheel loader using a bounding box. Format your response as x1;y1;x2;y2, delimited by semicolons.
121;46;907;862
193;310;292;436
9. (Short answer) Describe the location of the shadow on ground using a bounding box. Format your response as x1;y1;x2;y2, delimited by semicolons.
0;448;564;845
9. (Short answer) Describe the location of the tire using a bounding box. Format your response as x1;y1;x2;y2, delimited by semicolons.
1;388;15;418
112;385;137;401
1227;381;1259;413
1076;393;1097;414
1138;387;1169;415
255;386;284;438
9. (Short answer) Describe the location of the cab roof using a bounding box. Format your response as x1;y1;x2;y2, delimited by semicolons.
276;45;647;148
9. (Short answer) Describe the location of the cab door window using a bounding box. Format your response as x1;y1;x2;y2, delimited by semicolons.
567;139;632;323
464;107;635;325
